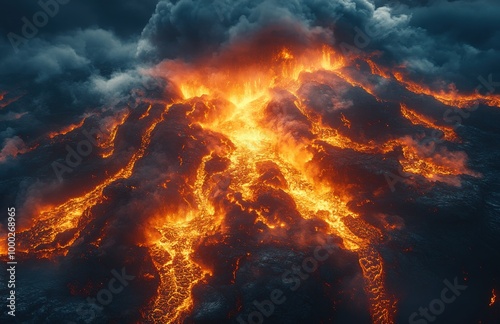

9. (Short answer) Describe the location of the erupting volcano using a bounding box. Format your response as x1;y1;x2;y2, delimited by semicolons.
1;1;500;323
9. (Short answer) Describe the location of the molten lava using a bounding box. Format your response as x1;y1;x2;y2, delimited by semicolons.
16;108;165;258
144;45;398;323
392;71;500;108
48;116;90;139
400;104;457;141
2;39;487;324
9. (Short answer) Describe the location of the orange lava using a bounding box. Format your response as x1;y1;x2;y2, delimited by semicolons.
48;116;89;139
1;40;485;324
393;71;500;108
397;136;479;183
16;106;168;258
400;104;457;141
98;110;130;158
145;45;397;323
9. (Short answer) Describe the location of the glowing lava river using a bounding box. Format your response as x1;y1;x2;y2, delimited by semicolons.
143;45;399;323
2;38;496;323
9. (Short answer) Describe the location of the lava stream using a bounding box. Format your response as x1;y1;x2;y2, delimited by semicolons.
16;105;168;258
146;44;397;321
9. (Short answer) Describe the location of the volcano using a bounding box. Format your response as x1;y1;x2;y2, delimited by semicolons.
1;1;500;323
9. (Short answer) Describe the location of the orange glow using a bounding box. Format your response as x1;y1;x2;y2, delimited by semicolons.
16;106;169;258
393;71;500;108
145;44;396;323
99;110;130;158
398;137;479;183
3;39;486;324
490;289;497;307
366;58;392;79
0;91;23;109
48;116;89;139
340;112;351;129
158;46;345;108
0;226;7;258
400;104;457;141
142;152;222;323
365;62;500;108
139;104;153;120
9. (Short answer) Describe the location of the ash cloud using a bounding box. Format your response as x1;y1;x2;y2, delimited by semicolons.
138;0;349;61
139;0;499;92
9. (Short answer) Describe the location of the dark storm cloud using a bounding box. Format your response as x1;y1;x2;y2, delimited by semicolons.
404;0;500;89
0;28;139;83
409;0;500;50
356;0;500;91
0;0;159;145
0;0;158;39
0;27;141;148
139;0;499;92
1;0;497;143
137;0;351;60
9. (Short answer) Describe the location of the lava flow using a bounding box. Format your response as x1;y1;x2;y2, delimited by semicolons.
3;37;486;324
143;44;398;323
15;107;167;258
